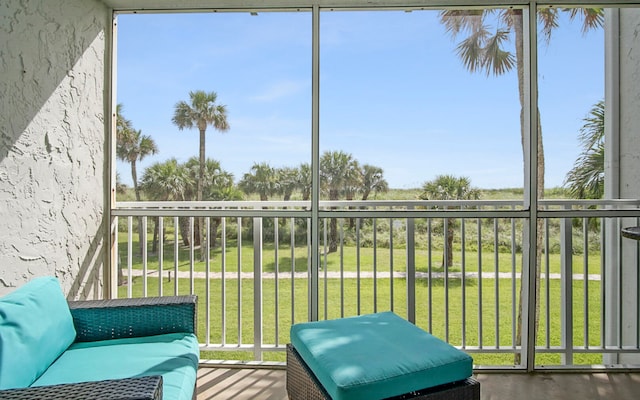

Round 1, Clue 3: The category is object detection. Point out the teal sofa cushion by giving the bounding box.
[0,277,77,390]
[290,311,473,400]
[32,332,200,400]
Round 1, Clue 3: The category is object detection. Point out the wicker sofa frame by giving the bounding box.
[0,295,197,400]
[286,344,480,400]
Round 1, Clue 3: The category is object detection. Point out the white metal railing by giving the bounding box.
[111,199,640,370]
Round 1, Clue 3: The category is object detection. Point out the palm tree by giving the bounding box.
[298,163,312,201]
[141,158,190,202]
[116,103,133,138]
[276,167,300,201]
[320,151,358,252]
[116,104,158,257]
[141,158,191,252]
[439,7,603,362]
[420,175,480,268]
[564,100,605,199]
[238,162,277,201]
[194,157,240,248]
[116,128,158,202]
[172,90,230,259]
[360,164,389,201]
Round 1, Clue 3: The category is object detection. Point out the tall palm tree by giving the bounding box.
[440,7,603,362]
[116,128,158,202]
[238,162,277,201]
[420,175,480,268]
[320,150,358,252]
[564,100,605,199]
[116,104,158,257]
[172,90,230,259]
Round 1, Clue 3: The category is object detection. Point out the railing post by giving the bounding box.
[407,206,416,324]
[253,217,263,361]
[560,206,574,365]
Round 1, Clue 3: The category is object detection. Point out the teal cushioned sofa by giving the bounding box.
[0,277,199,400]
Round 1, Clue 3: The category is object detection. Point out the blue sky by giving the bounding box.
[116,9,603,190]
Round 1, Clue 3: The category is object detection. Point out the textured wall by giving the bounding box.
[0,0,109,299]
[620,9,640,198]
[618,8,640,363]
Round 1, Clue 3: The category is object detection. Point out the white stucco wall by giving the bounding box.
[617,8,640,364]
[0,0,109,299]
[604,8,640,364]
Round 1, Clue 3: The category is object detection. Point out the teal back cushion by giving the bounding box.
[0,276,77,389]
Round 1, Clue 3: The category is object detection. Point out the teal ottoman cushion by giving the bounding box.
[0,277,77,389]
[32,332,199,400]
[290,311,473,400]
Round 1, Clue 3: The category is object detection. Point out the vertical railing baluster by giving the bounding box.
[427,217,432,332]
[307,216,312,321]
[583,217,589,349]
[173,216,179,296]
[274,217,279,348]
[373,216,377,314]
[511,211,517,350]
[189,217,194,295]
[237,217,242,346]
[142,216,148,297]
[253,217,263,361]
[322,218,328,320]
[356,218,361,315]
[290,218,295,325]
[323,218,329,320]
[494,216,499,348]
[444,215,449,342]
[158,217,163,297]
[561,208,574,365]
[545,217,550,349]
[114,216,119,299]
[389,217,394,312]
[222,217,227,346]
[461,217,467,348]
[406,206,416,324]
[339,218,345,318]
[205,217,211,347]
[477,217,483,348]
[127,216,133,298]
[600,217,606,350]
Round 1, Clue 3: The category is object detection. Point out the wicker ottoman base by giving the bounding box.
[286,344,479,400]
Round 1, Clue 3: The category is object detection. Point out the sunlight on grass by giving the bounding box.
[119,274,602,366]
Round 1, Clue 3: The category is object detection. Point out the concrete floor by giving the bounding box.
[196,367,640,399]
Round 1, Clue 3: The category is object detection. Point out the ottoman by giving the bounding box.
[287,312,479,400]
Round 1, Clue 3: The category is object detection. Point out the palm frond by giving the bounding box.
[564,8,604,34]
[483,29,516,76]
[439,9,485,39]
[456,27,488,74]
[538,7,559,45]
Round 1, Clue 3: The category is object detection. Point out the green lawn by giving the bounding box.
[119,274,603,367]
[118,235,603,277]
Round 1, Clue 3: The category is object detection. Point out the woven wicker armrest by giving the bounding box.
[68,295,197,342]
[0,375,162,400]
